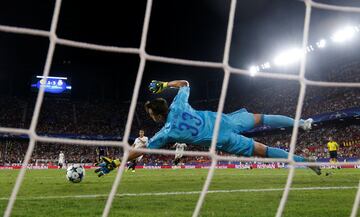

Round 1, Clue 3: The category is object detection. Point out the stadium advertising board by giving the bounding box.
[31,75,71,94]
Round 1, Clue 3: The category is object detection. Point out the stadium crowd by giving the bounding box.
[0,122,358,165]
[253,123,360,159]
[0,61,359,165]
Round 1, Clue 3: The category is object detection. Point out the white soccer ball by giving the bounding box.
[66,164,85,183]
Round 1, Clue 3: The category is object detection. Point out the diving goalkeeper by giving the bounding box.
[95,80,321,176]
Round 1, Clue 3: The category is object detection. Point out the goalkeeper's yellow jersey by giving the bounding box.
[327,141,339,151]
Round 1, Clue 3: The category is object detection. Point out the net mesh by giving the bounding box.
[0,0,359,216]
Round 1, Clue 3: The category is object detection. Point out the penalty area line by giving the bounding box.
[0,186,357,200]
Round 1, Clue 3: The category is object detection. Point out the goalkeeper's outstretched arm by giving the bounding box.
[168,80,189,88]
[149,80,189,94]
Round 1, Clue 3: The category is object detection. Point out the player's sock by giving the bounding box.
[174,158,180,166]
[127,162,133,171]
[263,115,304,128]
[266,147,305,162]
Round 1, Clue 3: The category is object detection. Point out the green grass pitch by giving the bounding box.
[0,168,359,217]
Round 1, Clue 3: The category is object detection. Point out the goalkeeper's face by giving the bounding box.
[148,108,164,123]
[144,98,168,123]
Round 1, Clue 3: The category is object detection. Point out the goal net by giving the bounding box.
[0,0,359,217]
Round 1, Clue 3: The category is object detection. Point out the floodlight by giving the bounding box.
[273,48,303,66]
[249,66,258,77]
[316,39,326,48]
[262,62,271,69]
[331,26,356,43]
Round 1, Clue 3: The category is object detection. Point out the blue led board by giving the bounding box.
[31,76,72,94]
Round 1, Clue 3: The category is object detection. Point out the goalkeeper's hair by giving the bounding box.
[145,98,168,116]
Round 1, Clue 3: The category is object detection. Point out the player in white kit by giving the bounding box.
[173,143,187,165]
[58,151,65,169]
[127,130,148,172]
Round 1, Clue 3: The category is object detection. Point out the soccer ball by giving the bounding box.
[66,164,85,183]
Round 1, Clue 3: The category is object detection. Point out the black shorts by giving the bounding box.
[329,151,337,159]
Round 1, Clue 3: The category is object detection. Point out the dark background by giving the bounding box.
[0,0,359,103]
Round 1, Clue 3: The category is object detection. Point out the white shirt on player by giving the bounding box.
[59,152,65,164]
[134,136,149,149]
[175,143,187,158]
[133,136,148,162]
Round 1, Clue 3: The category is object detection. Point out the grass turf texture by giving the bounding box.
[0,168,359,217]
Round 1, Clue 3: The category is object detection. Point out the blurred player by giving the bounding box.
[96,80,321,176]
[95,157,121,177]
[96,146,107,162]
[327,137,340,169]
[58,151,65,169]
[127,129,148,172]
[173,142,187,166]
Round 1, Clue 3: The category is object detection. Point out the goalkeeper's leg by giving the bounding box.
[230,112,313,135]
[256,114,313,131]
[260,115,313,130]
[253,141,321,175]
[223,133,321,175]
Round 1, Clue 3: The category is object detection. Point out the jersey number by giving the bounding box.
[178,112,202,136]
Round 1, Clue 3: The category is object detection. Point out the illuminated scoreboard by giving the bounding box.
[31,76,72,94]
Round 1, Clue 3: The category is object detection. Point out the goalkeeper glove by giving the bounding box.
[95,157,121,177]
[148,80,168,94]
